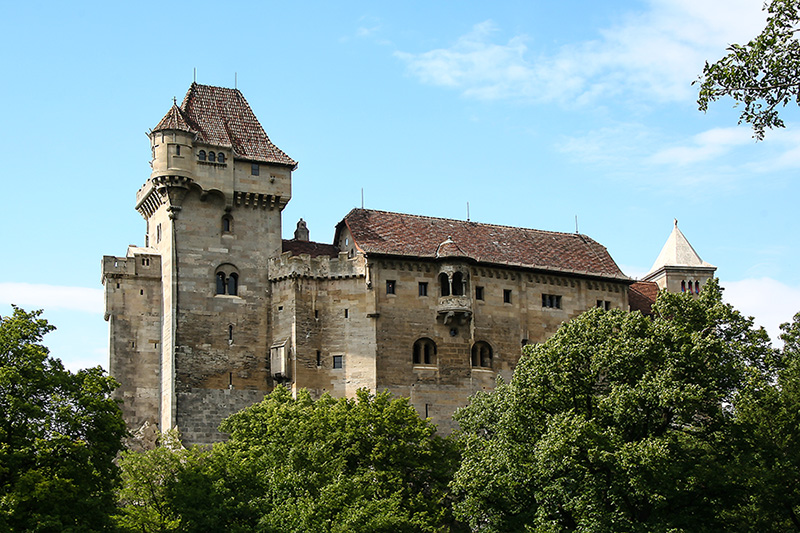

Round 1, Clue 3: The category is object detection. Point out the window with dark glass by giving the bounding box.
[439,273,450,296]
[503,289,512,304]
[217,152,225,163]
[471,342,493,368]
[209,151,216,162]
[542,294,562,309]
[475,286,484,300]
[198,150,206,161]
[333,355,343,369]
[251,163,260,176]
[413,338,437,365]
[386,280,396,295]
[452,272,464,296]
[418,282,428,297]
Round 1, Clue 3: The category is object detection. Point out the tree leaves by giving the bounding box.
[697,0,800,139]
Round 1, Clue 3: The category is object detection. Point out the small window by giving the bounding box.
[418,282,428,297]
[227,273,238,296]
[695,281,700,294]
[198,150,206,161]
[471,341,493,368]
[503,289,512,304]
[333,355,343,369]
[439,273,450,296]
[475,286,484,300]
[156,223,162,243]
[315,309,319,319]
[413,338,437,366]
[217,152,225,163]
[596,300,611,310]
[542,294,562,309]
[386,280,396,295]
[344,309,349,318]
[251,163,260,176]
[228,325,234,344]
[216,272,226,295]
[452,272,464,296]
[222,214,233,234]
[175,145,181,156]
[316,351,322,367]
[209,151,216,162]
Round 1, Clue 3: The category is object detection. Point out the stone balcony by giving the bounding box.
[437,295,472,325]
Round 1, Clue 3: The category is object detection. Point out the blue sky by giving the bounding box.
[1,0,798,371]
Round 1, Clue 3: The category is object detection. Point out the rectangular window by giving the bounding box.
[475,286,484,300]
[251,163,260,176]
[418,282,428,297]
[503,289,512,304]
[597,300,611,310]
[344,308,349,318]
[386,280,396,295]
[175,144,181,156]
[542,294,562,309]
[156,223,162,243]
[316,350,321,367]
[333,355,343,369]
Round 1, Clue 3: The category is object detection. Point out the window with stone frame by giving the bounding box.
[413,338,437,366]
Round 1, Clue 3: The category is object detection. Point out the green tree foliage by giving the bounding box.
[167,387,464,533]
[451,280,778,532]
[0,307,126,532]
[725,312,800,530]
[115,429,195,533]
[697,0,800,139]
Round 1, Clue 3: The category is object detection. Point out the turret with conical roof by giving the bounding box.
[643,220,716,295]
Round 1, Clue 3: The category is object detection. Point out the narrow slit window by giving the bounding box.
[503,289,512,304]
[418,282,428,297]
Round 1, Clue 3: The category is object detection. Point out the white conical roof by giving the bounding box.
[647,220,715,274]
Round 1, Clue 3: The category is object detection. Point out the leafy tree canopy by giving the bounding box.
[697,0,800,139]
[451,280,780,532]
[167,387,465,533]
[0,307,126,532]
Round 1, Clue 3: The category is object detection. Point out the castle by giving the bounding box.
[102,83,716,445]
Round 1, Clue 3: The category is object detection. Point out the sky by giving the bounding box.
[1,0,798,371]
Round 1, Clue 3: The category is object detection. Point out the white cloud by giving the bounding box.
[721,277,800,344]
[395,1,766,106]
[0,283,103,314]
[649,127,753,165]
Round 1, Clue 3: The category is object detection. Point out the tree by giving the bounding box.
[168,387,465,533]
[697,0,800,139]
[0,307,127,532]
[451,280,778,532]
[115,429,193,533]
[724,312,800,530]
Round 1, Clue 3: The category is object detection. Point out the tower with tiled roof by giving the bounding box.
[104,84,297,444]
[643,220,716,295]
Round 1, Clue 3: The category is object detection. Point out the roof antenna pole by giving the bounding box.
[575,215,579,234]
[361,188,364,209]
[193,68,196,83]
[467,202,470,222]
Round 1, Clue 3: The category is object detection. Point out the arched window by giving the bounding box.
[222,214,233,234]
[452,271,464,296]
[681,281,686,292]
[227,273,238,296]
[198,150,206,161]
[413,338,437,365]
[217,152,225,163]
[688,280,694,294]
[215,264,240,296]
[471,341,493,368]
[209,151,216,162]
[695,281,700,294]
[439,273,450,296]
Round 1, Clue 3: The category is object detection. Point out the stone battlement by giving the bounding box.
[268,251,366,281]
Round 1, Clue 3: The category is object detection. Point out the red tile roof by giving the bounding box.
[629,281,659,315]
[282,239,340,258]
[152,83,296,168]
[338,209,628,280]
[153,104,192,132]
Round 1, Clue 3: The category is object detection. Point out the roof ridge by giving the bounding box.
[350,208,588,238]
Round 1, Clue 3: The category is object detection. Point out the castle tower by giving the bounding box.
[103,84,297,444]
[643,220,716,295]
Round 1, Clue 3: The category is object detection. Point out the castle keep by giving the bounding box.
[103,83,715,444]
